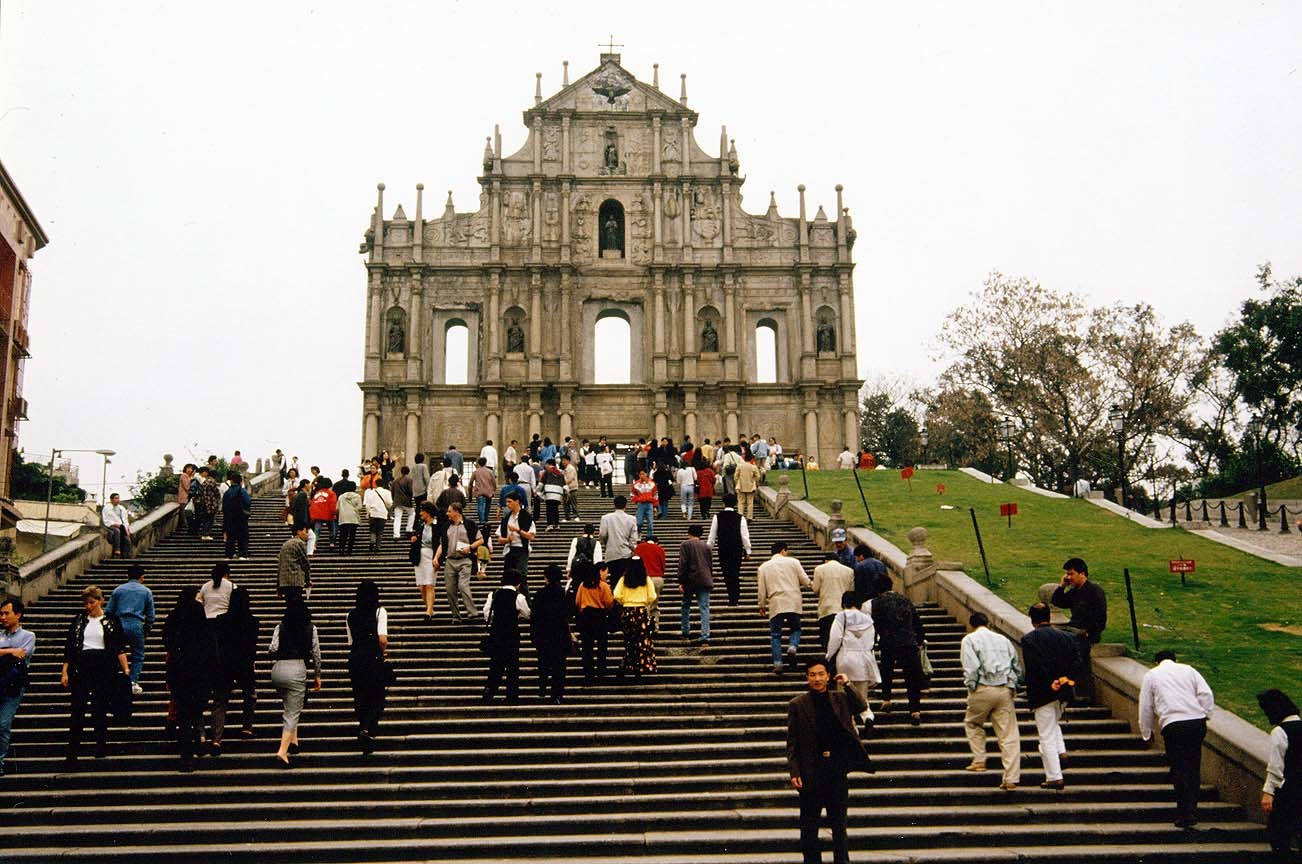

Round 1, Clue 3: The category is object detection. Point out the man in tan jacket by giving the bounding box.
[734,453,762,520]
[758,540,813,674]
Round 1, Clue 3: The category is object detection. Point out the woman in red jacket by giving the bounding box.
[694,453,717,519]
[307,477,338,556]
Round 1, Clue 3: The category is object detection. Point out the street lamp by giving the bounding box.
[1000,419,1016,481]
[42,448,116,554]
[919,426,928,465]
[1144,441,1159,520]
[1108,405,1125,509]
[1250,418,1268,531]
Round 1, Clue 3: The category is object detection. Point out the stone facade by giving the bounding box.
[358,54,860,463]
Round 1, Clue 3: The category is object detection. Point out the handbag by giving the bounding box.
[478,605,498,654]
[919,642,934,678]
[408,531,424,565]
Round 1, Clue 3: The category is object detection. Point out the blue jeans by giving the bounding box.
[657,498,669,519]
[680,486,696,518]
[0,686,24,765]
[769,612,802,666]
[120,618,146,684]
[681,587,710,640]
[635,503,654,537]
[477,495,491,526]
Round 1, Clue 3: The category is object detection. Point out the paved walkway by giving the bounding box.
[1194,524,1302,567]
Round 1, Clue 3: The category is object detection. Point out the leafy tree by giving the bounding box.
[10,451,88,503]
[920,386,1002,474]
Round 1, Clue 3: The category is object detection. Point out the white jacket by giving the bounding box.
[826,608,880,686]
[363,486,392,519]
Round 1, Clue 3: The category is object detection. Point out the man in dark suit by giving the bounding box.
[787,658,872,864]
[1020,602,1083,789]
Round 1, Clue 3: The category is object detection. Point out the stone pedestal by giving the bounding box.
[774,473,791,516]
[159,454,175,478]
[1037,582,1071,625]
[903,526,937,603]
[827,499,846,545]
[1244,492,1258,527]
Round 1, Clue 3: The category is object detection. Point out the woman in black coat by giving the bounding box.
[60,585,129,762]
[347,580,389,754]
[212,586,259,748]
[530,564,571,703]
[163,588,218,771]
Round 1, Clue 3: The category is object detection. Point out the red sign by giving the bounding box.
[1169,560,1196,574]
[900,467,915,480]
[999,503,1018,517]
[936,484,946,495]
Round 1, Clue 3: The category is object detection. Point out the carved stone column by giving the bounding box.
[532,117,542,172]
[559,271,574,379]
[363,406,379,462]
[531,179,543,261]
[651,116,661,175]
[490,180,502,259]
[652,180,663,258]
[407,276,423,382]
[843,406,859,454]
[723,272,738,381]
[682,271,697,380]
[528,272,543,380]
[654,390,668,440]
[721,180,732,264]
[364,271,382,380]
[803,388,820,466]
[652,271,667,381]
[800,272,815,380]
[560,181,571,264]
[683,388,698,442]
[528,388,543,440]
[561,115,571,174]
[839,271,856,378]
[405,408,420,467]
[680,180,692,262]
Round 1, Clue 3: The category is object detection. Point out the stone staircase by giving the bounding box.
[4,486,1272,862]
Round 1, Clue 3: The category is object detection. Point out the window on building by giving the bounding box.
[445,320,468,385]
[594,310,631,384]
[755,319,778,383]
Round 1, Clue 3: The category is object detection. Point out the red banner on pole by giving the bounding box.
[900,467,915,479]
[1168,560,1195,574]
[999,503,1018,517]
[936,483,946,495]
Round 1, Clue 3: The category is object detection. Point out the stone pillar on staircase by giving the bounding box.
[903,526,937,603]
[772,472,791,517]
[826,499,846,548]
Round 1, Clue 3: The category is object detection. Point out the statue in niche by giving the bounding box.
[701,319,719,353]
[603,215,621,250]
[604,141,619,169]
[387,317,406,354]
[506,319,525,354]
[816,319,836,353]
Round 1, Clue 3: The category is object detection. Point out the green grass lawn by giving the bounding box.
[770,468,1301,728]
[1264,475,1302,499]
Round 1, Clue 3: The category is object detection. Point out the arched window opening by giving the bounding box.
[755,319,778,383]
[445,319,469,385]
[594,310,631,384]
[598,199,625,257]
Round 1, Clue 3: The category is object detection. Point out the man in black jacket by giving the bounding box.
[1051,556,1106,699]
[482,571,530,702]
[787,658,872,864]
[706,493,751,606]
[1020,602,1083,789]
[497,491,535,593]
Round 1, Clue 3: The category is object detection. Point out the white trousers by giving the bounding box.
[1034,700,1066,782]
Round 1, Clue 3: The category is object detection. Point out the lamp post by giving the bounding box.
[42,447,116,554]
[1108,405,1126,509]
[1145,441,1159,521]
[1251,419,1268,531]
[919,426,928,466]
[1000,419,1015,481]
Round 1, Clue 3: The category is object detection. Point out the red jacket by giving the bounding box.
[631,479,658,506]
[309,488,338,521]
[634,539,667,579]
[696,466,716,499]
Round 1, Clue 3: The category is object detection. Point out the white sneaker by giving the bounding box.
[131,683,143,696]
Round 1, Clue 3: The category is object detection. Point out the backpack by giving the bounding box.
[572,536,596,566]
[873,592,915,644]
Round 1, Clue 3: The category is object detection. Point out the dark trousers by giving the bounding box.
[577,608,610,680]
[337,523,358,555]
[545,499,560,527]
[174,686,209,764]
[818,614,836,669]
[1267,783,1301,857]
[798,764,850,864]
[368,517,385,551]
[108,526,133,558]
[67,651,115,755]
[504,548,529,592]
[211,672,256,743]
[195,510,215,538]
[484,646,521,701]
[720,557,742,605]
[225,520,249,558]
[352,684,386,734]
[537,646,567,701]
[1162,718,1207,823]
[600,474,613,497]
[699,496,713,518]
[879,643,923,712]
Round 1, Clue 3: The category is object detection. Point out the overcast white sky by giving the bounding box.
[2,1,1300,496]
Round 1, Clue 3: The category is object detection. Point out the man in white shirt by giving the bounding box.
[836,446,856,470]
[479,439,500,477]
[101,493,133,558]
[1139,649,1215,829]
[503,440,519,474]
[960,612,1023,789]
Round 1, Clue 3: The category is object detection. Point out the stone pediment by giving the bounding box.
[533,57,694,118]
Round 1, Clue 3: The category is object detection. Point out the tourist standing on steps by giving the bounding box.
[470,457,497,526]
[1051,556,1107,699]
[411,502,439,621]
[573,561,614,682]
[211,586,259,747]
[277,526,311,604]
[1020,602,1083,790]
[61,586,129,763]
[101,493,133,558]
[595,445,614,497]
[503,440,518,476]
[163,589,217,772]
[0,597,35,778]
[444,444,464,477]
[106,564,154,694]
[498,491,536,593]
[960,612,1023,790]
[630,469,658,538]
[734,453,762,521]
[787,658,873,864]
[1257,688,1302,859]
[531,564,571,703]
[826,591,879,729]
[677,524,713,646]
[561,455,581,522]
[197,468,222,541]
[707,493,751,606]
[694,453,716,519]
[221,473,252,560]
[540,459,566,531]
[757,541,813,674]
[565,522,603,574]
[613,557,658,679]
[675,459,698,519]
[652,461,674,521]
[432,501,482,624]
[479,440,499,477]
[177,463,196,534]
[410,452,430,510]
[346,580,388,755]
[336,485,363,555]
[290,478,311,533]
[269,596,321,768]
[196,562,235,619]
[872,587,925,725]
[482,571,530,702]
[811,551,856,661]
[306,477,337,556]
[634,534,667,632]
[1139,648,1215,829]
[852,545,891,601]
[362,479,392,553]
[830,528,855,570]
[599,495,638,582]
[391,466,415,537]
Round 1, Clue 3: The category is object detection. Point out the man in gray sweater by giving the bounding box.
[677,523,714,645]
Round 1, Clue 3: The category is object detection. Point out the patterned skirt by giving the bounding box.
[620,606,657,674]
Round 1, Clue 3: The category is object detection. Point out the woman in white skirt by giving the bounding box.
[825,589,881,728]
[268,596,321,768]
[410,501,439,621]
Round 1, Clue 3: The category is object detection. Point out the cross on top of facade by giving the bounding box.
[598,35,623,54]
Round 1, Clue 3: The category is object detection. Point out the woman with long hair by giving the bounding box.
[573,561,614,684]
[211,585,259,748]
[347,580,389,754]
[163,588,217,771]
[268,597,321,767]
[530,564,571,702]
[196,562,236,619]
[1258,688,1301,859]
[613,557,657,679]
[60,585,129,763]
